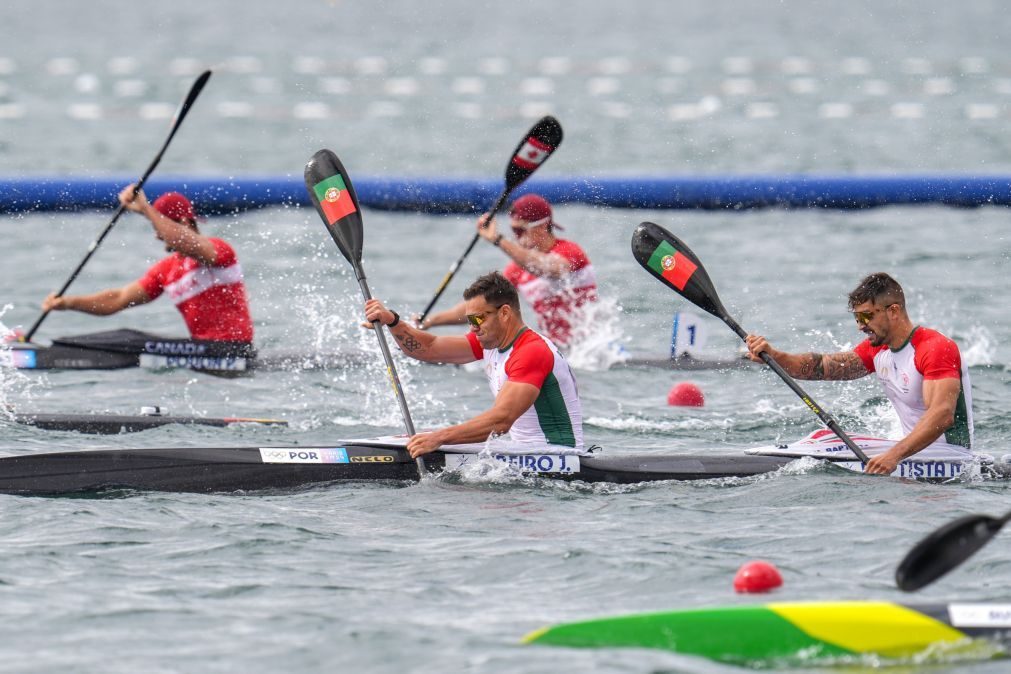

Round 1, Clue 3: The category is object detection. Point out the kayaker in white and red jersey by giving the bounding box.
[42,183,254,345]
[745,272,973,476]
[365,271,583,459]
[419,194,597,349]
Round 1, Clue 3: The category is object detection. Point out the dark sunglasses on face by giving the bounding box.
[853,310,876,325]
[853,303,897,326]
[466,308,497,327]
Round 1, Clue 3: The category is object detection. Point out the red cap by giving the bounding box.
[152,192,199,224]
[509,194,563,230]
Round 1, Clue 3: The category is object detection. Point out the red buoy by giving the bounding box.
[733,560,783,593]
[667,381,705,407]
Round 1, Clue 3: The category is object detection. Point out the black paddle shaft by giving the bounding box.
[631,221,871,464]
[353,261,418,438]
[24,70,213,343]
[417,116,563,324]
[304,148,425,475]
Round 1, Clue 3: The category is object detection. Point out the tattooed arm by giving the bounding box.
[363,299,477,364]
[745,335,870,381]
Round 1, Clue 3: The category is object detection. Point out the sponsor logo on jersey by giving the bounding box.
[259,448,349,464]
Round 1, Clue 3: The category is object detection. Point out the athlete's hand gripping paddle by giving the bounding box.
[630,221,871,464]
[24,70,213,343]
[304,149,425,476]
[417,116,563,324]
[895,509,1011,591]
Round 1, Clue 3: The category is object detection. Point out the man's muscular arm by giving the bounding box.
[746,335,870,381]
[797,352,869,380]
[363,299,475,364]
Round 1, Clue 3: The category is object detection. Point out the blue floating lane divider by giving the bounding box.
[1,175,1010,215]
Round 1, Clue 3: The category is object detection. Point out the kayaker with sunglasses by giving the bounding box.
[744,272,973,475]
[364,271,583,459]
[418,194,597,349]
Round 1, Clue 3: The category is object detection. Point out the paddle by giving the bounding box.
[417,115,563,324]
[630,221,871,463]
[23,70,213,343]
[895,510,1010,591]
[304,149,425,475]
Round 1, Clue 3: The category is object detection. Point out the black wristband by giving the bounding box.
[387,310,400,328]
[492,234,504,247]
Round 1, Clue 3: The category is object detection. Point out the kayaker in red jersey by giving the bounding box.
[42,184,254,345]
[366,271,583,459]
[419,194,597,349]
[745,272,973,476]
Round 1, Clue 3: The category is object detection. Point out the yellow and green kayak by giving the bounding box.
[524,601,1011,667]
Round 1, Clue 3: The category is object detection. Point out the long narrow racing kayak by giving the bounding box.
[10,410,288,434]
[3,328,749,373]
[3,328,372,373]
[0,431,1003,496]
[523,601,1011,666]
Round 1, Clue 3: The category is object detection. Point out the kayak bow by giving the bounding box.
[524,601,1011,666]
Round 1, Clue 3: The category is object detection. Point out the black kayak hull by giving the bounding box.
[12,413,288,434]
[0,444,795,496]
[7,340,376,373]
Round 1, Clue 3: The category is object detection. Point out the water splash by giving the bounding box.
[959,324,995,367]
[0,307,43,417]
[564,296,629,371]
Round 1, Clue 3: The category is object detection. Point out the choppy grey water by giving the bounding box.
[1,1,1011,672]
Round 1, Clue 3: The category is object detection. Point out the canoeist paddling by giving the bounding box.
[365,271,583,458]
[746,273,973,475]
[42,184,255,354]
[420,195,599,350]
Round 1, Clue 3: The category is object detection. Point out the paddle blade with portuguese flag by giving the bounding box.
[304,149,364,265]
[505,116,563,190]
[631,222,728,321]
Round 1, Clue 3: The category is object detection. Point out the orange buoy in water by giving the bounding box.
[667,381,704,407]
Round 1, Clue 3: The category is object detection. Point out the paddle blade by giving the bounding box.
[631,222,729,320]
[175,70,212,123]
[895,514,1004,592]
[304,149,365,265]
[504,116,563,191]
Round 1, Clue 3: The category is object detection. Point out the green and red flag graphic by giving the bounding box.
[312,175,357,224]
[646,240,697,290]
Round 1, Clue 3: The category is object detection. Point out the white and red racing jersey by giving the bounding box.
[137,238,254,342]
[503,239,597,347]
[466,328,583,450]
[853,326,973,452]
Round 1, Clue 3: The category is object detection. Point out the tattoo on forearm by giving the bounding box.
[807,353,826,380]
[823,352,867,380]
[394,331,423,353]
